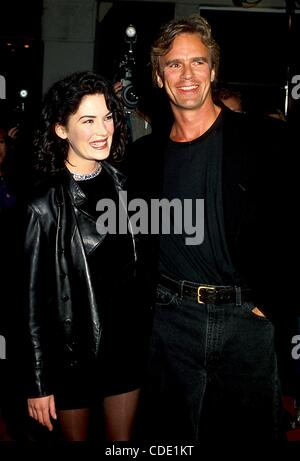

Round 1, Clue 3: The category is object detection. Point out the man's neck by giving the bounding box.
[170,103,221,142]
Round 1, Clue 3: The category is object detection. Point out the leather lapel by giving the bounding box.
[73,206,106,256]
[67,171,107,255]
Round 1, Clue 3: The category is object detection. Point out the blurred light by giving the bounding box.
[125,25,136,39]
[19,89,28,98]
[24,44,30,49]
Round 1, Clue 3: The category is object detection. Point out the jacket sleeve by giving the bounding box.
[23,203,54,397]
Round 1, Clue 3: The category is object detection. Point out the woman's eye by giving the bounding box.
[105,113,113,121]
[83,119,94,124]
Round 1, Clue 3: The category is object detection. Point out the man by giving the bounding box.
[128,15,292,442]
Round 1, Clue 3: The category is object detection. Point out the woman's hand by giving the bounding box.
[28,395,57,431]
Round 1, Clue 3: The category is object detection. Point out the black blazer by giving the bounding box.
[127,107,293,320]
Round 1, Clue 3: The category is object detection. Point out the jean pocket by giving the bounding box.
[243,302,270,322]
[155,285,178,307]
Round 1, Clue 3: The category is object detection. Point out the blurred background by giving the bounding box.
[0,0,300,126]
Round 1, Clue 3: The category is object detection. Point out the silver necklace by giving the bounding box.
[71,163,102,181]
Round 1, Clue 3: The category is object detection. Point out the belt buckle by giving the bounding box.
[197,286,216,304]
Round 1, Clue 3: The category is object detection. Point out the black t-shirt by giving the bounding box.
[159,112,237,285]
[74,169,135,310]
[76,167,115,218]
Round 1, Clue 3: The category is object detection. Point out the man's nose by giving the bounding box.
[181,63,193,79]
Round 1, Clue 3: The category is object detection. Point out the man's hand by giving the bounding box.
[28,395,57,431]
[251,306,266,318]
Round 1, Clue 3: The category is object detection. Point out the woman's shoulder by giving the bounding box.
[26,170,68,211]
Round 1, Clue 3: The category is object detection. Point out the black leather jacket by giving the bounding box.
[23,162,137,397]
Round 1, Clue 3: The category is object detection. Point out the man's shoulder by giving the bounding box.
[222,107,288,143]
[222,107,257,129]
[127,132,167,166]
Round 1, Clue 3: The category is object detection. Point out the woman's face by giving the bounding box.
[0,129,7,164]
[55,93,114,174]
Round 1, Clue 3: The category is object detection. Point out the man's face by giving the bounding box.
[156,33,215,112]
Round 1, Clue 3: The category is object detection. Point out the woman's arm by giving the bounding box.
[23,203,54,398]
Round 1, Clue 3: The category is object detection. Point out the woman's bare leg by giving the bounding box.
[103,389,140,441]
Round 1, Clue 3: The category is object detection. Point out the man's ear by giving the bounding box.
[55,123,68,140]
[156,72,164,89]
[211,68,216,83]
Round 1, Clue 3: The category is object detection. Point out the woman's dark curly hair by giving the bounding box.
[33,71,127,174]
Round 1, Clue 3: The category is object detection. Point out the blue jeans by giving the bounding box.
[142,283,283,442]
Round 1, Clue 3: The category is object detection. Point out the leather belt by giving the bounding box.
[159,274,252,305]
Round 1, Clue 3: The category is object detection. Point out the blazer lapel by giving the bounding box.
[222,109,252,251]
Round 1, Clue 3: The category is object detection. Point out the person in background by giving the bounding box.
[0,127,15,439]
[0,126,16,211]
[0,123,18,441]
[128,14,292,442]
[266,107,286,122]
[213,86,243,113]
[21,71,143,441]
[113,80,152,143]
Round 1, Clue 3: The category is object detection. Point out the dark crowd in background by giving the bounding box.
[0,0,300,443]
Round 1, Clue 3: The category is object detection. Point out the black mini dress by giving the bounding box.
[54,168,143,410]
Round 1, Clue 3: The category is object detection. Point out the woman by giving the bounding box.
[22,71,142,441]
